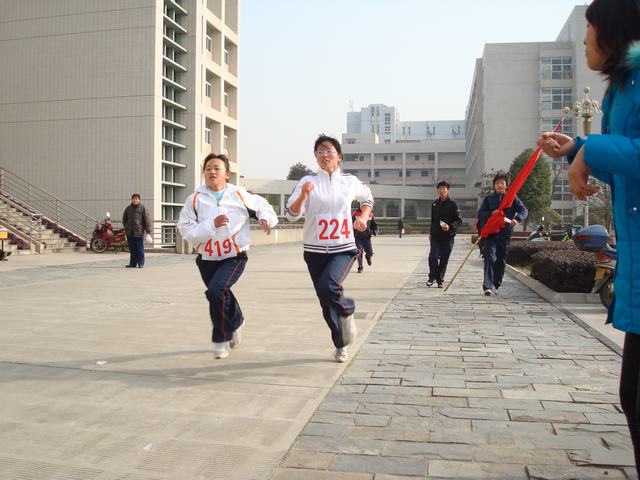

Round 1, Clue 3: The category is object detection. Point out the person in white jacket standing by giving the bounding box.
[178,154,278,359]
[287,135,374,363]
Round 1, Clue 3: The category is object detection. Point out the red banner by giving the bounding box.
[480,120,564,238]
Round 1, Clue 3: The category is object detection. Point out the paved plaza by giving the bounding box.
[0,236,635,479]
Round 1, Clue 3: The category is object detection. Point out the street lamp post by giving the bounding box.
[573,86,602,226]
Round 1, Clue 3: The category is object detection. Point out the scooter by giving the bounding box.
[527,223,549,242]
[572,225,617,308]
[90,212,128,253]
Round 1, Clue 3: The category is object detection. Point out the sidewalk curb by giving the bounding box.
[505,264,600,304]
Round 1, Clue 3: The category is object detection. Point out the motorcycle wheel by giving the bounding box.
[90,238,107,253]
[599,277,614,309]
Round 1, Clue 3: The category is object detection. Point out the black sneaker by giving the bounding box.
[426,280,434,287]
[437,283,443,288]
[357,267,363,273]
[365,255,372,266]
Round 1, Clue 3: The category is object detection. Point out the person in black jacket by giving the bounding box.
[476,174,528,296]
[122,193,152,268]
[427,181,463,288]
[352,209,378,273]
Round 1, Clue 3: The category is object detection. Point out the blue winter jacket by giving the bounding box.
[477,193,528,239]
[568,42,640,333]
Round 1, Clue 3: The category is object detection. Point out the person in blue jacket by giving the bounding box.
[476,173,528,296]
[538,0,640,473]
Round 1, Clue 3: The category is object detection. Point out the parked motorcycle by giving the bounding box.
[572,225,617,308]
[527,223,549,242]
[90,212,128,253]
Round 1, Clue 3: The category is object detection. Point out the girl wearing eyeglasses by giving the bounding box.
[178,154,278,360]
[286,135,374,363]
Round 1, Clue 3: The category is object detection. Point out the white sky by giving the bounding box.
[238,0,589,179]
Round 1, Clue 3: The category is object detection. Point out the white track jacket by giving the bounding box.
[286,168,374,254]
[178,184,278,261]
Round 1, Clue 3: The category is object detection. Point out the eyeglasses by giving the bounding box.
[315,149,337,156]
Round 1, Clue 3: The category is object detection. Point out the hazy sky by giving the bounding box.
[238,0,589,180]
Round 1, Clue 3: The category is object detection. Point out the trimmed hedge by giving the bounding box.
[507,241,596,293]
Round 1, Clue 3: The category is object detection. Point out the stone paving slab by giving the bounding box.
[275,239,636,479]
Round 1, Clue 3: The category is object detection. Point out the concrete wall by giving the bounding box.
[0,0,158,220]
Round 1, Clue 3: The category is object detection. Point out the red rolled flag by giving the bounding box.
[480,119,565,238]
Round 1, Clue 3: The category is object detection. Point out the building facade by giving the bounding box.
[465,5,606,223]
[341,104,476,220]
[0,0,239,242]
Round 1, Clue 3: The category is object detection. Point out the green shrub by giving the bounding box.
[507,241,574,267]
[529,249,597,292]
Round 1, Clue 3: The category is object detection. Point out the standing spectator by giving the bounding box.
[122,193,152,268]
[537,0,640,473]
[397,217,405,238]
[427,181,462,288]
[286,134,374,363]
[352,208,378,273]
[476,174,527,295]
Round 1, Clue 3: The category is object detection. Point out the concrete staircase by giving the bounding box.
[0,200,81,254]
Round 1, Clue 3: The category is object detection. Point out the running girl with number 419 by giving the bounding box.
[286,135,374,363]
[178,154,278,360]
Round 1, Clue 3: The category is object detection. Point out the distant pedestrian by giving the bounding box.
[286,134,374,363]
[122,193,152,268]
[476,174,527,295]
[397,217,404,238]
[177,154,278,360]
[427,181,462,288]
[352,208,378,273]
[537,0,640,473]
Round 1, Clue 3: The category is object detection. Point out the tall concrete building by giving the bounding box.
[466,5,605,223]
[0,0,239,242]
[341,104,476,220]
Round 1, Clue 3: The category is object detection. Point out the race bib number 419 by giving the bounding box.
[202,237,238,260]
[315,213,351,243]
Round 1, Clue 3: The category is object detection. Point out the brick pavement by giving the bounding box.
[273,241,636,480]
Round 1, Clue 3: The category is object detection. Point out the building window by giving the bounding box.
[384,126,391,134]
[541,87,572,111]
[205,80,212,99]
[204,127,211,144]
[375,171,380,177]
[384,139,390,144]
[206,34,212,52]
[541,117,572,136]
[224,49,229,65]
[414,155,420,161]
[421,170,429,177]
[346,139,355,144]
[426,153,435,161]
[384,113,391,124]
[406,171,411,177]
[359,155,365,161]
[390,155,395,161]
[540,56,573,80]
[224,91,229,107]
[383,155,388,161]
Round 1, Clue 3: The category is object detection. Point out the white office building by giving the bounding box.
[0,0,239,243]
[466,5,605,223]
[341,104,476,220]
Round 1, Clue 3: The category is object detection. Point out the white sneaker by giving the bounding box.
[340,314,357,346]
[334,347,348,363]
[484,289,492,296]
[214,341,230,359]
[230,325,242,349]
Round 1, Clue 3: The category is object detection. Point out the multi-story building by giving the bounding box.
[341,104,476,220]
[0,0,239,242]
[466,5,605,223]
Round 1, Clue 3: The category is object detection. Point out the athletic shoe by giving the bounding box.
[437,283,443,288]
[365,254,372,266]
[357,267,363,273]
[426,280,434,287]
[493,288,499,295]
[484,289,492,296]
[230,325,242,349]
[214,341,230,359]
[334,347,348,363]
[340,314,357,346]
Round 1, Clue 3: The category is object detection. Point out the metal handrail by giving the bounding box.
[0,167,96,243]
[0,195,43,245]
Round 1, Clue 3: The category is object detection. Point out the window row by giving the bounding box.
[540,56,573,80]
[541,87,572,111]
